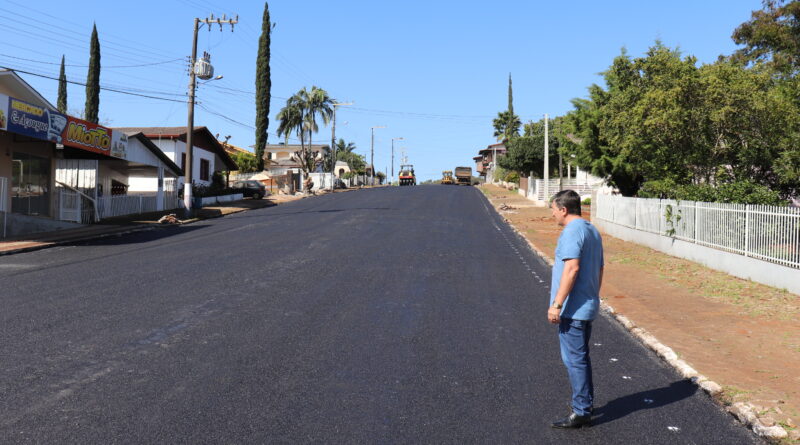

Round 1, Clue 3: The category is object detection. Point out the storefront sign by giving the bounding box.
[0,94,8,131]
[62,116,113,156]
[110,131,128,159]
[6,97,67,143]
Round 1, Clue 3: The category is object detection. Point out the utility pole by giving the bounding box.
[543,113,549,202]
[370,126,385,186]
[330,101,352,190]
[184,13,237,212]
[391,137,403,185]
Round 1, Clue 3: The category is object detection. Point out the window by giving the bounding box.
[181,153,186,171]
[200,159,210,181]
[11,152,50,216]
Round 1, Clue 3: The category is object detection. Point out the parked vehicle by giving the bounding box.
[232,180,267,200]
[454,166,472,185]
[399,164,416,186]
[441,170,454,185]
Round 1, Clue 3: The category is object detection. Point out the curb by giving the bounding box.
[492,207,789,441]
[0,224,157,257]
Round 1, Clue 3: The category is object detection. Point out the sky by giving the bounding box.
[0,0,762,182]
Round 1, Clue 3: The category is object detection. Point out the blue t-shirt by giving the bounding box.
[550,218,604,320]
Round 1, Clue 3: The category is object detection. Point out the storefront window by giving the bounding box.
[11,152,50,216]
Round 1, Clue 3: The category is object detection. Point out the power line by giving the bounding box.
[3,67,187,103]
[0,53,184,69]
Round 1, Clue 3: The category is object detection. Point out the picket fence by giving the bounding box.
[595,194,800,269]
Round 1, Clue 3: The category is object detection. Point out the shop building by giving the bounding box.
[0,70,183,238]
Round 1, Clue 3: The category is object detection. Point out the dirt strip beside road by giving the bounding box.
[480,184,800,441]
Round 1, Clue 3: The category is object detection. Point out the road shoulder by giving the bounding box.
[479,184,799,442]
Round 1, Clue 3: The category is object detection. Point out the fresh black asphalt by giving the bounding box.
[0,185,761,444]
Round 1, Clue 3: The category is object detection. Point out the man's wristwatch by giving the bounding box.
[552,302,563,309]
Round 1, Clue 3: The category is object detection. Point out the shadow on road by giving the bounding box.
[63,225,207,247]
[591,380,698,426]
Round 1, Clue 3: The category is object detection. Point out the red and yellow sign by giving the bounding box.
[62,116,112,156]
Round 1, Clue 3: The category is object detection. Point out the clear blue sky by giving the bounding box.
[0,0,760,181]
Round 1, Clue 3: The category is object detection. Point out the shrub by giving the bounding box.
[638,179,785,205]
[505,171,520,184]
[582,197,591,205]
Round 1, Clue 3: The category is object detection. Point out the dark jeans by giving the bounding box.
[559,318,594,416]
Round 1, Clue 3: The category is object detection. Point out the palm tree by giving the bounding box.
[276,86,334,176]
[299,86,333,172]
[493,110,521,141]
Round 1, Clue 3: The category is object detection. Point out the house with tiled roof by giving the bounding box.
[114,126,237,187]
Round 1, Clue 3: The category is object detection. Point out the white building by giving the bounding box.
[116,126,237,187]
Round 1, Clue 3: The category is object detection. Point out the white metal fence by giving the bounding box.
[533,178,603,201]
[596,194,800,269]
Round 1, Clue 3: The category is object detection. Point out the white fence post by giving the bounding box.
[744,204,750,257]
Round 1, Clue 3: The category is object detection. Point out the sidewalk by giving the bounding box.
[0,194,304,256]
[480,184,800,441]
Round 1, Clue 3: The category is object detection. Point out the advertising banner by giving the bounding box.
[0,93,8,131]
[7,97,67,143]
[62,115,115,157]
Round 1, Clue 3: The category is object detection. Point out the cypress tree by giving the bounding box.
[57,55,67,113]
[85,23,101,123]
[254,3,272,171]
[508,73,514,115]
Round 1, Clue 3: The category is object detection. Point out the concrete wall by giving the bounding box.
[595,218,800,295]
[3,212,82,238]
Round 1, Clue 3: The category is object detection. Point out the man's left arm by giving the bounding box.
[548,258,580,324]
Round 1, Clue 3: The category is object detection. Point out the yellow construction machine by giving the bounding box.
[441,170,454,185]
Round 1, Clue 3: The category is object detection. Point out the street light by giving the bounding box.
[370,126,385,186]
[391,137,403,185]
[330,101,353,190]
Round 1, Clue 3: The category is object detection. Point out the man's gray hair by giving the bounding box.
[551,189,582,216]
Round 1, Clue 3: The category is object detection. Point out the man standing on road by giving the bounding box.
[547,190,604,429]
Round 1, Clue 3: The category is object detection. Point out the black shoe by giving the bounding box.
[551,412,591,429]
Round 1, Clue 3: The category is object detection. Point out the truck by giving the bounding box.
[398,164,416,186]
[441,170,454,185]
[454,166,472,185]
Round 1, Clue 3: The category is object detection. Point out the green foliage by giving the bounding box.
[582,197,591,205]
[508,73,514,115]
[732,0,800,74]
[254,2,272,172]
[498,118,560,177]
[504,171,520,184]
[57,55,67,113]
[561,40,800,199]
[492,110,521,141]
[638,179,785,205]
[231,151,259,173]
[85,23,100,124]
[276,86,334,173]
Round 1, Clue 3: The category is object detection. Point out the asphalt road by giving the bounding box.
[0,186,761,444]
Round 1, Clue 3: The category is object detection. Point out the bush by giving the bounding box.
[582,197,591,205]
[504,171,520,184]
[638,179,785,205]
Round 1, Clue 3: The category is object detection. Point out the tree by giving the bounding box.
[492,110,521,141]
[491,74,521,141]
[732,0,800,74]
[231,151,259,173]
[498,117,560,178]
[375,171,386,184]
[299,85,333,172]
[254,2,272,171]
[57,55,67,113]
[508,73,514,115]
[85,23,100,124]
[276,86,333,176]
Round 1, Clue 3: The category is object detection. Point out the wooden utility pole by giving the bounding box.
[184,14,237,212]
